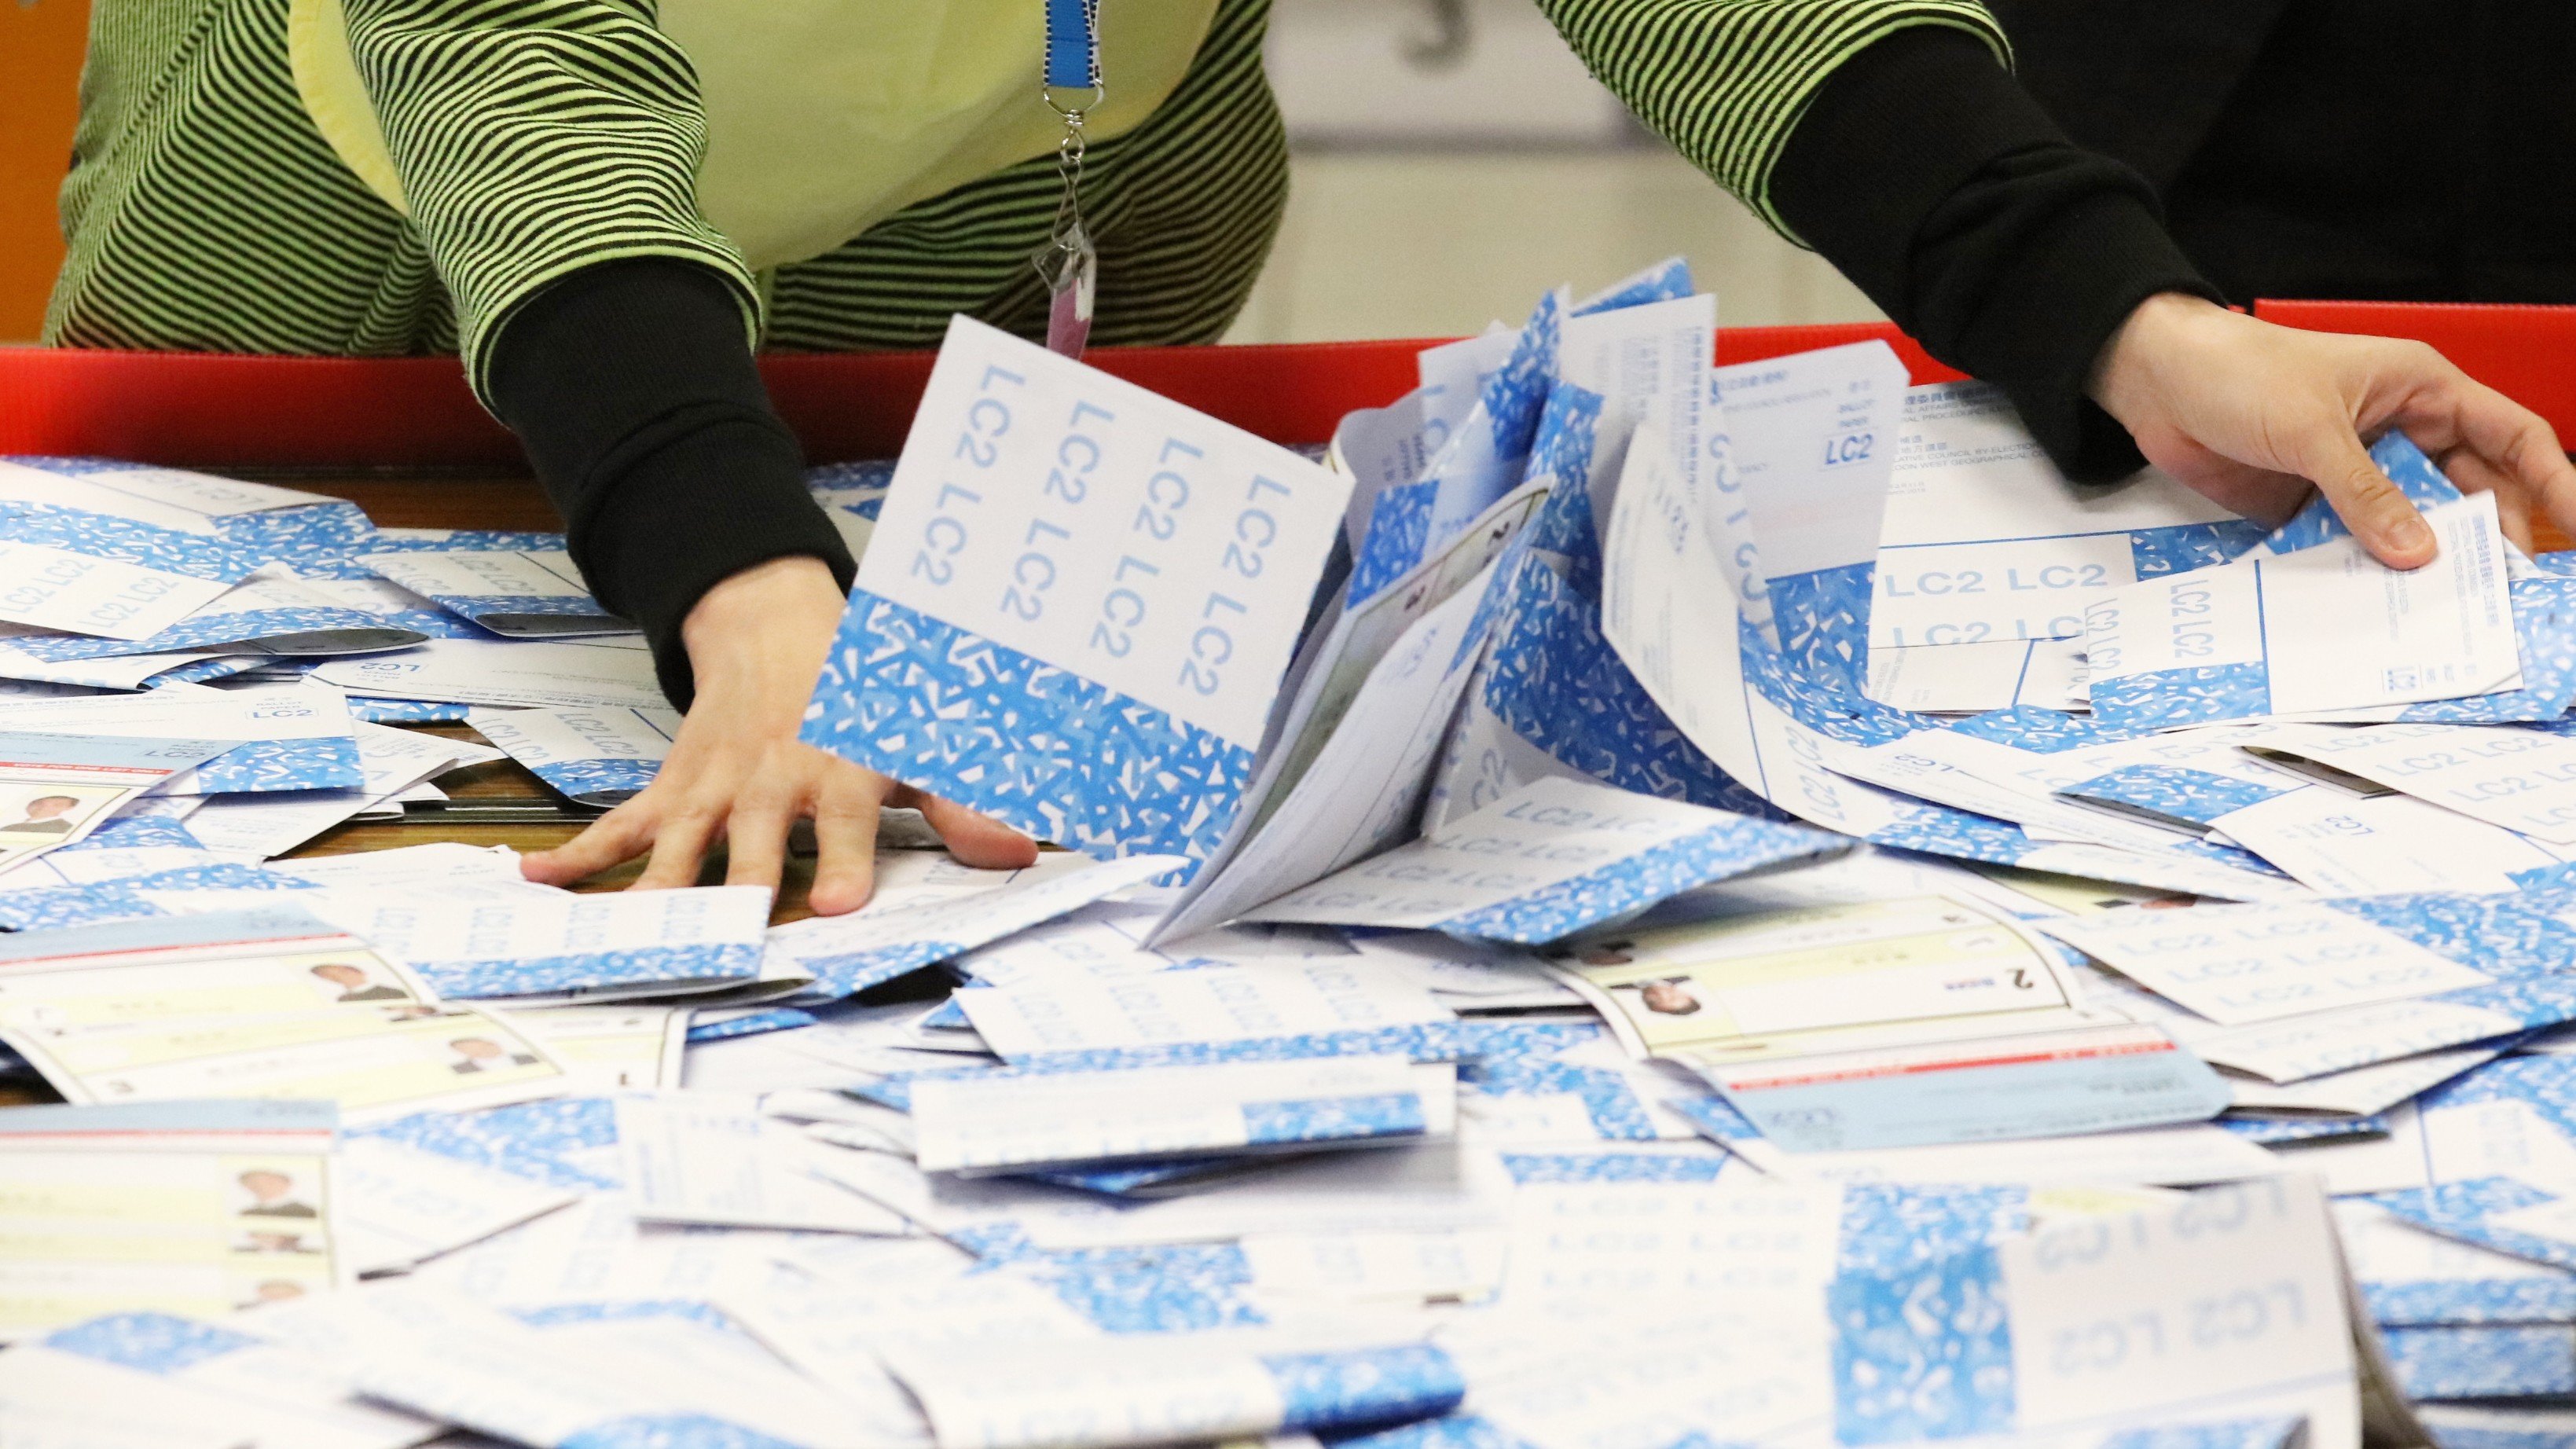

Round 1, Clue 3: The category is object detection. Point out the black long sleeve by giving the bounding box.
[485,259,856,709]
[1767,27,2222,482]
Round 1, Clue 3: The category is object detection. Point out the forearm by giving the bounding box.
[484,259,855,708]
[1767,27,2219,479]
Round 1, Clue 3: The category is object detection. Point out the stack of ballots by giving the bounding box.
[17,255,2576,1449]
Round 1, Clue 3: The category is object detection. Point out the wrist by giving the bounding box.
[681,556,846,677]
[2090,291,2231,423]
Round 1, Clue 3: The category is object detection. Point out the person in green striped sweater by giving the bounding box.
[45,0,2576,911]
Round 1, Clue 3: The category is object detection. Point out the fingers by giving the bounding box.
[907,790,1042,870]
[522,798,659,885]
[2446,449,2536,554]
[633,800,725,891]
[806,768,890,916]
[2425,381,2576,548]
[2297,425,2436,569]
[721,779,802,898]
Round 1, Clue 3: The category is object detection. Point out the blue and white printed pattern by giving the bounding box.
[347,696,472,723]
[1496,1150,1732,1183]
[183,735,365,794]
[527,756,662,806]
[1431,810,1839,945]
[2385,577,2576,724]
[0,499,255,581]
[684,1008,816,1043]
[802,591,1253,868]
[952,1229,1267,1332]
[2382,1323,2576,1399]
[2218,1114,2387,1146]
[2363,1274,2576,1328]
[2088,662,2273,732]
[2058,764,2295,828]
[1771,562,1877,701]
[974,1023,1473,1075]
[43,1311,262,1374]
[1572,256,1695,314]
[421,941,761,1000]
[1241,1091,1427,1144]
[1829,1242,2014,1443]
[0,860,306,931]
[1262,1344,1468,1433]
[5,605,425,662]
[348,1095,623,1192]
[2266,435,2460,555]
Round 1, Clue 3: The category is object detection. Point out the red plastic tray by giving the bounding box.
[0,304,2564,468]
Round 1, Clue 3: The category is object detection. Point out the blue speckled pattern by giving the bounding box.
[801,590,1252,871]
[347,1095,623,1191]
[1829,1242,2015,1443]
[1263,1344,1468,1432]
[2060,764,2292,827]
[1432,810,1840,945]
[418,940,761,1000]
[186,735,364,794]
[557,1415,809,1449]
[1241,1091,1428,1144]
[1497,1150,1730,1183]
[42,1311,260,1374]
[2090,662,2273,732]
[2383,1324,2576,1399]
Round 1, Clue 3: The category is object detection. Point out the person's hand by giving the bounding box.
[2089,292,2576,567]
[519,556,1037,912]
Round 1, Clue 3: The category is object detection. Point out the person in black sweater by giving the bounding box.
[511,7,2576,909]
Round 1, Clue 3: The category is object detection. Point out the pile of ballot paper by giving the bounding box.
[11,257,2576,1448]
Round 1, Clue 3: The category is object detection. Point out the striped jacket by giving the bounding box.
[45,0,2005,401]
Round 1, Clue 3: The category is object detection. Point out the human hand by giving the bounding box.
[2089,292,2576,566]
[519,556,1037,912]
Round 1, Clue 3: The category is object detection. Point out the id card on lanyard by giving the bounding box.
[1039,0,1103,358]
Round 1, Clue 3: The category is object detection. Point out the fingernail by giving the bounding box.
[2393,515,2434,552]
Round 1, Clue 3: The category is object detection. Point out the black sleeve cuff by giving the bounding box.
[1771,27,2221,480]
[486,259,857,709]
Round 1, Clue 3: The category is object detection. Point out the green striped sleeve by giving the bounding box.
[342,0,758,400]
[1535,0,2011,237]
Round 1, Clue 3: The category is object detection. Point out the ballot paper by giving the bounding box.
[314,635,663,709]
[2207,785,2574,897]
[0,1099,343,1337]
[494,1003,690,1091]
[0,980,567,1125]
[1238,776,1840,943]
[2041,900,2497,1026]
[24,1306,438,1448]
[1830,1177,2358,1449]
[618,1091,910,1234]
[178,721,500,857]
[1,570,430,660]
[764,851,1183,1000]
[881,1327,1462,1449]
[1547,894,2228,1150]
[290,882,771,1000]
[466,702,678,807]
[0,457,343,532]
[0,814,240,892]
[361,548,633,637]
[0,503,258,641]
[2244,722,2576,845]
[0,903,439,1031]
[1722,341,1910,680]
[334,1134,581,1275]
[905,1057,1455,1173]
[288,1282,891,1449]
[952,958,1460,1069]
[0,677,363,802]
[2086,493,2521,728]
[1869,382,2259,651]
[1599,399,2289,903]
[803,315,1352,868]
[0,729,232,875]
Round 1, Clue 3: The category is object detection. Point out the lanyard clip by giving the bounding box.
[1035,84,1102,360]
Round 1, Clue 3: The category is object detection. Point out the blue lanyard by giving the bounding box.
[1037,0,1102,358]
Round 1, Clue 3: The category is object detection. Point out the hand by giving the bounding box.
[519,556,1037,912]
[2089,292,2576,567]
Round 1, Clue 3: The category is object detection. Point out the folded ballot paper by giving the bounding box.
[361,548,634,637]
[0,1098,346,1339]
[466,702,678,807]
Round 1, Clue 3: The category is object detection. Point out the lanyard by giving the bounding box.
[1037,0,1103,358]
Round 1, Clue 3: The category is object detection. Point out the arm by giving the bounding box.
[1539,2,2576,561]
[342,2,1033,905]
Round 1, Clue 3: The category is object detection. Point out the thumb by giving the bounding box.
[909,792,1041,871]
[2302,428,2435,568]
